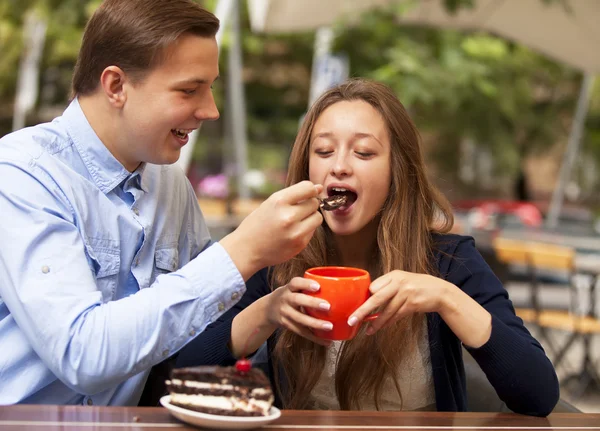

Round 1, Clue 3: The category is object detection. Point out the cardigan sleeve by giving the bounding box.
[440,235,559,417]
[175,267,272,367]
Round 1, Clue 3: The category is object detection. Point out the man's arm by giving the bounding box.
[0,162,245,395]
[219,181,323,281]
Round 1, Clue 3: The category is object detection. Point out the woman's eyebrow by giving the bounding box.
[354,132,383,146]
[312,131,383,148]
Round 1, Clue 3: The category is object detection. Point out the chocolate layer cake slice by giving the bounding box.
[166,366,274,417]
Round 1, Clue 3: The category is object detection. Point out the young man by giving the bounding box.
[0,0,322,405]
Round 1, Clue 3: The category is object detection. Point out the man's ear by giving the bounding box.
[99,66,128,108]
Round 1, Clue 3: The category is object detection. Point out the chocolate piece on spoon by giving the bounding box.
[319,195,348,211]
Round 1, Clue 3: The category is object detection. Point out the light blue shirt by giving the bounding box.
[0,99,245,405]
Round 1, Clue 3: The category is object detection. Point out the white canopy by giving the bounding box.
[248,0,600,74]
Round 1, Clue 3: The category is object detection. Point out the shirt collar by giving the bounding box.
[63,98,131,194]
[125,163,149,194]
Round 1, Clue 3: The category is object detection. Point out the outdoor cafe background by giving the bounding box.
[3,0,600,412]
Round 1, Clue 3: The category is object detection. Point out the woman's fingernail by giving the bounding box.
[310,282,320,291]
[348,316,358,327]
[322,322,333,330]
[319,302,330,310]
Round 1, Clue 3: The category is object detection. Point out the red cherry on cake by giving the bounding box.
[234,327,259,374]
[235,358,251,373]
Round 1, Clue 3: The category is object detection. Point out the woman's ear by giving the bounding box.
[99,66,127,108]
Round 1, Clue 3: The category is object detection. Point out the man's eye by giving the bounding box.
[181,89,196,95]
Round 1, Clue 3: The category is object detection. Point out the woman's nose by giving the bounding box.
[331,154,352,177]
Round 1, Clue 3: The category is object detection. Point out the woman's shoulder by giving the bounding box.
[431,232,477,256]
[430,232,489,280]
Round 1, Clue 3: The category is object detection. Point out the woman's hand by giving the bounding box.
[266,277,334,346]
[348,270,492,347]
[348,271,448,333]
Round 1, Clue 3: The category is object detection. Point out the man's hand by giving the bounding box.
[220,181,323,280]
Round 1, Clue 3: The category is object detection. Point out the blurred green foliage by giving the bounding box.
[334,7,584,186]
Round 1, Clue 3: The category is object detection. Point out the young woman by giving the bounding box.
[176,78,559,416]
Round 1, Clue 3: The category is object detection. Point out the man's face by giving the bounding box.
[118,34,220,170]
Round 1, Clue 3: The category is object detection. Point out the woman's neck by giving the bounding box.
[331,218,379,270]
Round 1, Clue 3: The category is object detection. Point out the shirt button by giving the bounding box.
[189,329,196,337]
[231,292,239,301]
[87,398,93,406]
[41,265,50,274]
[218,303,225,312]
[162,349,170,357]
[133,208,139,216]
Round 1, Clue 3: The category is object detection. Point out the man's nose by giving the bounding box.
[195,92,220,121]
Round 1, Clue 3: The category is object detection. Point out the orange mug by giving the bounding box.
[303,266,378,340]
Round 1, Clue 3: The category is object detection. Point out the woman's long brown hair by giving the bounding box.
[271,78,454,410]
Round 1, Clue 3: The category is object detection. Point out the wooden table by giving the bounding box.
[0,405,599,430]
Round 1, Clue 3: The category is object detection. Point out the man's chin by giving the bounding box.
[152,151,181,166]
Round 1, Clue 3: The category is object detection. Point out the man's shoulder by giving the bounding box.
[145,163,192,193]
[0,119,70,166]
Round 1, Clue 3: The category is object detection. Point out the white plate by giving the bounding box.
[160,395,281,429]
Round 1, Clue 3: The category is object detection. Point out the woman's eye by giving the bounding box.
[181,89,197,95]
[356,151,374,158]
[315,150,333,156]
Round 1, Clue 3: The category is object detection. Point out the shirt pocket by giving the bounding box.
[153,246,179,278]
[84,242,120,302]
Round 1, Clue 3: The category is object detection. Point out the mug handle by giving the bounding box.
[363,313,379,321]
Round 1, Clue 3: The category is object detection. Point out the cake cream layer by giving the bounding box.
[170,393,272,415]
[167,366,275,416]
[170,366,270,387]
[167,379,272,399]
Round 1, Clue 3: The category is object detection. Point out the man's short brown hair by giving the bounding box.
[72,0,219,96]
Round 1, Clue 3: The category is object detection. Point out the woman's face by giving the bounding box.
[309,100,392,237]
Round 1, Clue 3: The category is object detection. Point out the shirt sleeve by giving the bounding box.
[175,268,272,367]
[180,174,212,261]
[0,161,245,396]
[443,235,559,416]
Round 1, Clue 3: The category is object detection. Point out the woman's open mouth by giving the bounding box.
[327,186,358,212]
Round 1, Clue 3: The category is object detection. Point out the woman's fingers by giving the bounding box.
[366,292,408,335]
[281,313,332,347]
[347,282,397,327]
[286,277,320,293]
[285,278,331,311]
[281,304,332,331]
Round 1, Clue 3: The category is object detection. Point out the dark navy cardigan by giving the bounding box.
[175,234,559,416]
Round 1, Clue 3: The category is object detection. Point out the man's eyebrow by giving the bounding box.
[174,76,220,86]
